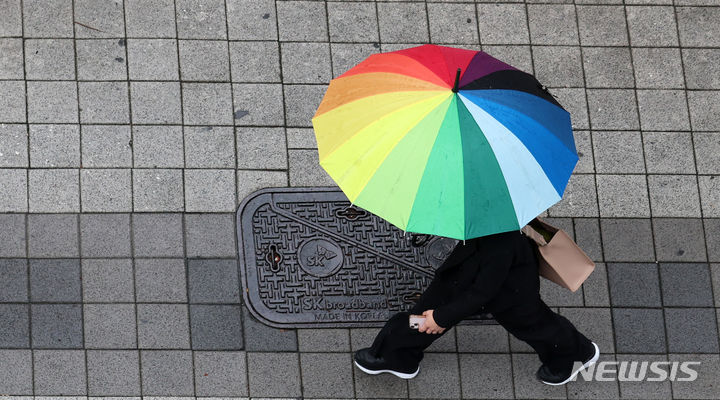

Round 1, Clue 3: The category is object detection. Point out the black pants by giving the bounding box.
[369,263,592,373]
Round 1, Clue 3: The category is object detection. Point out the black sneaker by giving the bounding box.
[353,347,420,379]
[536,341,600,385]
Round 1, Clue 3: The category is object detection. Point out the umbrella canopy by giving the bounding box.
[312,44,578,241]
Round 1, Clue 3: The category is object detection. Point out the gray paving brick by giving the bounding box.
[184,213,235,257]
[184,126,234,168]
[300,353,353,398]
[377,2,428,43]
[30,259,81,302]
[654,219,707,262]
[688,90,720,131]
[126,39,179,80]
[456,324,509,353]
[132,213,184,257]
[74,0,125,38]
[277,0,328,41]
[132,169,184,212]
[587,89,639,130]
[0,169,27,212]
[660,262,713,306]
[285,84,326,127]
[699,175,720,217]
[27,81,78,123]
[512,353,566,399]
[0,259,27,302]
[132,125,184,168]
[540,276,584,307]
[137,304,190,349]
[227,0,277,40]
[84,304,137,349]
[190,304,243,350]
[354,363,408,398]
[694,132,720,174]
[125,0,176,38]
[648,175,701,217]
[82,259,134,302]
[574,218,603,262]
[289,148,336,187]
[229,41,280,82]
[179,40,229,81]
[81,124,132,168]
[83,49,124,98]
[577,5,628,46]
[477,3,529,45]
[670,353,720,399]
[408,353,460,399]
[297,329,350,352]
[533,46,584,88]
[683,49,720,89]
[607,263,661,307]
[80,213,132,257]
[633,48,684,89]
[0,81,25,123]
[0,124,28,167]
[330,43,379,78]
[559,307,615,353]
[665,308,719,353]
[31,304,83,349]
[286,126,315,149]
[232,83,284,126]
[677,6,720,47]
[584,47,634,88]
[592,131,644,174]
[582,262,610,307]
[247,352,301,398]
[281,42,332,84]
[27,214,79,258]
[597,175,650,217]
[80,169,132,212]
[0,350,32,395]
[350,327,380,352]
[0,0,21,36]
[22,0,73,38]
[194,351,248,396]
[327,2,378,42]
[707,220,720,262]
[29,124,80,168]
[130,82,182,124]
[236,170,287,203]
[567,353,620,399]
[527,4,578,45]
[426,326,457,353]
[182,83,233,125]
[0,38,23,79]
[79,81,130,124]
[714,264,720,307]
[24,39,75,80]
[613,308,666,353]
[459,353,513,399]
[87,350,141,396]
[188,259,240,303]
[643,131,696,174]
[236,127,287,169]
[134,258,187,302]
[0,215,25,258]
[483,45,534,74]
[601,219,655,262]
[243,307,297,351]
[34,350,86,395]
[637,89,691,131]
[0,304,29,347]
[427,3,478,44]
[176,0,227,39]
[615,354,672,399]
[140,350,194,396]
[626,6,678,46]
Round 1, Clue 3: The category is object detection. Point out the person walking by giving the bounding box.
[353,229,599,385]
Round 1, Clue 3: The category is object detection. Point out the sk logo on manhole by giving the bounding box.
[297,238,344,277]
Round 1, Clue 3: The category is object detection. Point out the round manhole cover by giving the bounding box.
[297,237,344,277]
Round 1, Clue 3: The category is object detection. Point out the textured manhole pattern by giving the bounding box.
[236,187,494,328]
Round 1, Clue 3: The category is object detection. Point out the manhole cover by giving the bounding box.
[236,187,495,328]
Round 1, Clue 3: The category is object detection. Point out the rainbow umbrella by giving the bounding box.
[311,44,578,241]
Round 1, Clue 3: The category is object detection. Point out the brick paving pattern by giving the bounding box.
[1,0,719,398]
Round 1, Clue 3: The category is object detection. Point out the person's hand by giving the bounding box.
[419,310,446,334]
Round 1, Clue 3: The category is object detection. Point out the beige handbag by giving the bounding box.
[521,217,595,292]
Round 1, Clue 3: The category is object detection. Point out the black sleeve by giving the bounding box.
[431,249,514,328]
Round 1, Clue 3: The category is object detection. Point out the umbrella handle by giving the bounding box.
[452,68,461,93]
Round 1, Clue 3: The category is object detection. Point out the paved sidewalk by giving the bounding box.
[1,0,719,398]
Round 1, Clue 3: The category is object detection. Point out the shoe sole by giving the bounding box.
[353,360,419,379]
[541,342,600,386]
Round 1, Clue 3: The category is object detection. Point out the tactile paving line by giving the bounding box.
[236,187,495,328]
